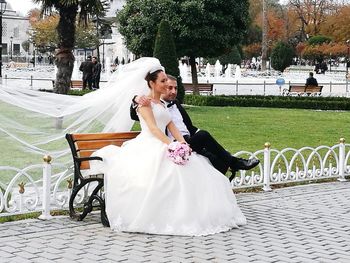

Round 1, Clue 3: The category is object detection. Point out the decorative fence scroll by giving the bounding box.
[1,139,349,218]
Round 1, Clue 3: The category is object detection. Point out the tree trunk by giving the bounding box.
[189,56,199,95]
[54,48,74,94]
[53,5,77,94]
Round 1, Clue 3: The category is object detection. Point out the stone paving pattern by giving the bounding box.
[1,181,350,262]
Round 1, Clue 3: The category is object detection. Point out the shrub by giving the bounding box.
[153,19,184,103]
[271,42,294,72]
[184,95,350,111]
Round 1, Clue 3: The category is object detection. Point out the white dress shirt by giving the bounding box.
[167,102,190,139]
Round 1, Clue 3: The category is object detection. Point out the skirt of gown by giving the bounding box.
[90,133,246,236]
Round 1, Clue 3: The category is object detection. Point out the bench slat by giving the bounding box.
[68,132,140,170]
[183,83,213,95]
[76,140,128,150]
[289,86,305,92]
[305,85,323,93]
[72,132,140,141]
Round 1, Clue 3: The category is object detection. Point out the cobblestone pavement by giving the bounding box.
[1,181,350,262]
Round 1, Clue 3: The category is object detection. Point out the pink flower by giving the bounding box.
[166,142,191,165]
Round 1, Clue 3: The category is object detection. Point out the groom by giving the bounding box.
[130,75,259,180]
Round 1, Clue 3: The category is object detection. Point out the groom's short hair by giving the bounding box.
[167,74,177,82]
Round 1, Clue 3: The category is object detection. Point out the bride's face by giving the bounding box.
[151,71,168,94]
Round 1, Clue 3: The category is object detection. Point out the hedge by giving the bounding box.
[184,95,350,111]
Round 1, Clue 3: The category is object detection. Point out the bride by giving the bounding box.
[90,58,246,236]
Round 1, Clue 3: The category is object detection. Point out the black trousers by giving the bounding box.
[93,76,100,89]
[83,75,93,90]
[184,130,232,174]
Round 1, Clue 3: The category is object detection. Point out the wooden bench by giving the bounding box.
[65,131,140,226]
[52,80,84,90]
[183,83,213,95]
[283,85,323,96]
[70,80,84,90]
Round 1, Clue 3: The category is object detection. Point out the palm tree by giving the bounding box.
[33,0,108,94]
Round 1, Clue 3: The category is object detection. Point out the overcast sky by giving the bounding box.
[7,0,40,16]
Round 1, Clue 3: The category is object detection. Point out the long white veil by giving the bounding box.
[0,57,162,168]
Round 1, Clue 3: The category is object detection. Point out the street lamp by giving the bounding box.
[0,0,7,79]
[10,35,13,60]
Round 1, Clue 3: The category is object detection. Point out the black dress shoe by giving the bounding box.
[229,169,237,182]
[231,157,260,171]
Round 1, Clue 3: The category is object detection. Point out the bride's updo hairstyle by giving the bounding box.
[145,65,165,88]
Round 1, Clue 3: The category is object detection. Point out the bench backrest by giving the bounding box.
[289,85,323,94]
[71,80,83,89]
[305,85,323,93]
[66,132,140,170]
[289,85,306,93]
[183,83,213,92]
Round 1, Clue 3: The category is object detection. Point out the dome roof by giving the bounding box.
[5,3,14,11]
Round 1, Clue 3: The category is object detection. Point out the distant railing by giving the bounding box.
[0,138,349,218]
[1,75,349,97]
[2,75,108,90]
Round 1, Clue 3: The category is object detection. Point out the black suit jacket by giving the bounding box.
[306,77,318,86]
[130,99,198,136]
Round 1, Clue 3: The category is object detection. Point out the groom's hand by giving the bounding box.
[135,95,151,107]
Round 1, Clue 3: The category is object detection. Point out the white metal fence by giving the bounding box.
[0,139,349,218]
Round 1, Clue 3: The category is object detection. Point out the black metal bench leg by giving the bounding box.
[93,195,110,227]
[69,178,104,221]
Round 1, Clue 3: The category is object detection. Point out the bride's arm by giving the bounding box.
[138,106,172,144]
[167,121,186,143]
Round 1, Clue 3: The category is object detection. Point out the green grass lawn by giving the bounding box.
[182,106,350,153]
[2,105,350,171]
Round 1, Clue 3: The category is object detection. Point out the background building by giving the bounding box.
[105,0,133,65]
[2,3,30,59]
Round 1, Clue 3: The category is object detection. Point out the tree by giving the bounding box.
[117,0,249,93]
[33,0,108,94]
[307,35,332,46]
[288,0,338,39]
[320,5,350,42]
[153,19,184,103]
[271,42,294,72]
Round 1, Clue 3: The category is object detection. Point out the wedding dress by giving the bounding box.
[90,102,246,236]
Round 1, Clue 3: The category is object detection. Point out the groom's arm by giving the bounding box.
[130,96,139,121]
[130,95,152,121]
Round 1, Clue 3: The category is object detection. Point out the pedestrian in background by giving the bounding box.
[92,56,102,90]
[79,56,94,90]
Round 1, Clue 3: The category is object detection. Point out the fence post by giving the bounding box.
[236,80,238,95]
[263,142,272,191]
[263,81,266,96]
[39,155,53,220]
[338,138,347,182]
[30,75,33,89]
[330,81,332,94]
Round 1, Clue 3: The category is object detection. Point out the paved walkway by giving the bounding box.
[1,181,350,262]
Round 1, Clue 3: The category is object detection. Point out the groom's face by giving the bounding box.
[162,79,177,101]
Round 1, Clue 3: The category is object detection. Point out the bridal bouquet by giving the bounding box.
[166,141,191,165]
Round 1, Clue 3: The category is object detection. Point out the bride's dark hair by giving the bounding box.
[145,69,163,88]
